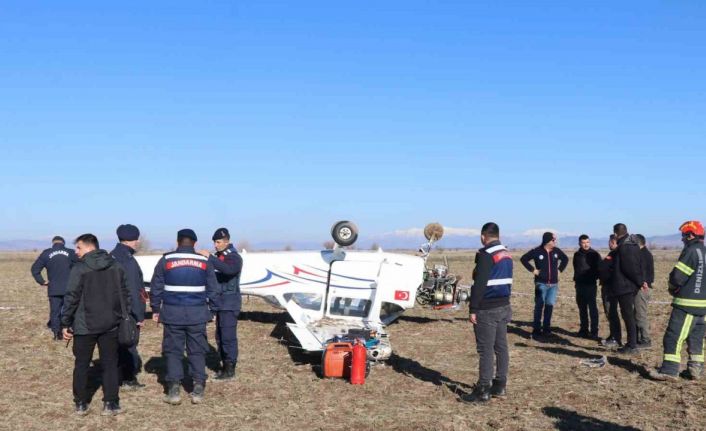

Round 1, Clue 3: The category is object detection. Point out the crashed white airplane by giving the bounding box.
[136,221,444,361]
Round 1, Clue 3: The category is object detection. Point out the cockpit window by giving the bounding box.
[328,297,371,317]
[283,293,322,311]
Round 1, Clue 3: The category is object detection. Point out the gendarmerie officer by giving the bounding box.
[109,224,147,389]
[462,222,513,403]
[150,229,219,405]
[198,227,243,381]
[30,236,77,340]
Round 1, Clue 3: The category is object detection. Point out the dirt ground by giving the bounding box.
[1,249,705,431]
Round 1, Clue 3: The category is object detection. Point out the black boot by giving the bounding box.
[163,382,181,405]
[121,377,146,390]
[461,382,491,403]
[214,362,236,381]
[74,401,89,416]
[101,401,122,416]
[490,379,507,398]
[191,381,205,404]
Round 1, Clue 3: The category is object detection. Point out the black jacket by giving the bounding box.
[598,250,616,293]
[573,248,601,285]
[520,246,568,284]
[640,247,655,287]
[208,243,243,312]
[110,243,146,322]
[61,249,131,335]
[610,234,644,297]
[30,243,77,296]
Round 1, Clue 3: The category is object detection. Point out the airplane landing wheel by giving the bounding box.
[331,220,358,247]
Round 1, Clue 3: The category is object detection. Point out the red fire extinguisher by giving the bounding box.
[350,339,367,385]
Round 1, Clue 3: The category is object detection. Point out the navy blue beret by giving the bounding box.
[116,224,140,241]
[177,228,197,242]
[212,227,230,241]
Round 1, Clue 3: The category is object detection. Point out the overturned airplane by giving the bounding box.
[136,221,444,362]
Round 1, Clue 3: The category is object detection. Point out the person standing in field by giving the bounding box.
[520,232,568,338]
[198,227,243,381]
[634,234,654,349]
[650,221,706,381]
[598,234,622,348]
[61,234,131,416]
[150,229,219,405]
[609,223,644,355]
[572,234,601,339]
[462,222,513,403]
[30,236,77,341]
[109,224,147,389]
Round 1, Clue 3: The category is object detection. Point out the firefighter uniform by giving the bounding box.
[150,230,219,397]
[208,228,243,379]
[655,221,706,379]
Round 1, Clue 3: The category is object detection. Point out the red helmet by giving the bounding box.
[679,220,705,237]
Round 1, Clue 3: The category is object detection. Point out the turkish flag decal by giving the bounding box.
[394,290,410,301]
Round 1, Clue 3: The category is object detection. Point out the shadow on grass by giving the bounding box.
[512,320,577,338]
[510,320,606,352]
[239,310,292,325]
[388,352,472,398]
[82,360,104,404]
[606,356,650,378]
[543,406,640,431]
[237,310,321,372]
[516,343,599,360]
[515,342,650,377]
[394,315,455,324]
[144,342,220,394]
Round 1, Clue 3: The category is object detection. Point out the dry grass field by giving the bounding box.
[1,249,705,431]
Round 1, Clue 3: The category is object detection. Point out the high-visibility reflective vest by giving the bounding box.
[670,241,706,315]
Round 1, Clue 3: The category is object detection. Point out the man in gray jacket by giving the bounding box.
[62,234,131,416]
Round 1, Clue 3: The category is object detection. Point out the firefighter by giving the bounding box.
[650,221,706,381]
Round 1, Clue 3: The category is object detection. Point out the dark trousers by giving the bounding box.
[48,295,64,334]
[163,323,208,384]
[607,297,622,343]
[660,307,706,375]
[473,304,512,386]
[575,283,599,335]
[72,329,119,404]
[118,326,141,381]
[602,286,620,341]
[615,293,637,348]
[216,310,239,365]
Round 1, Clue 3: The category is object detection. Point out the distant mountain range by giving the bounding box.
[2,233,685,252]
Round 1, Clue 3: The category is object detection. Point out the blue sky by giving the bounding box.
[1,2,705,247]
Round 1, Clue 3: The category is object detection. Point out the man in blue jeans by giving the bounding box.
[521,232,568,338]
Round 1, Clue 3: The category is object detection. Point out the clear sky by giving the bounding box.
[1,1,705,246]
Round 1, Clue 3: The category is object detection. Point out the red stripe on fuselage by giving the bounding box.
[293,266,324,278]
